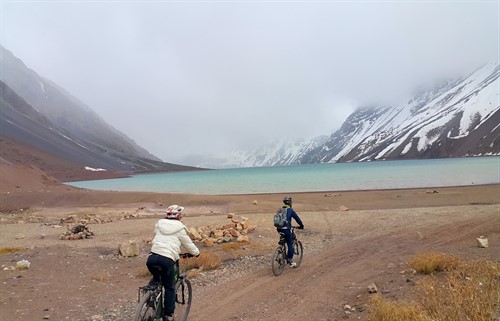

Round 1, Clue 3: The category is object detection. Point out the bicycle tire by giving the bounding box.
[293,240,303,268]
[134,290,162,321]
[173,278,192,321]
[271,245,286,276]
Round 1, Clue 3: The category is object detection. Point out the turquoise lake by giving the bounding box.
[66,157,500,195]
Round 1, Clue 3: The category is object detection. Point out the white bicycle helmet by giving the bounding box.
[165,205,184,219]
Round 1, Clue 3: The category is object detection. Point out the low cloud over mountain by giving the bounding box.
[0,46,200,181]
[225,62,499,168]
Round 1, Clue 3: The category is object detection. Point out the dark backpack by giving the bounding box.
[273,207,288,228]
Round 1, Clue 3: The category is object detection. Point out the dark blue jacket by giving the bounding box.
[277,205,303,230]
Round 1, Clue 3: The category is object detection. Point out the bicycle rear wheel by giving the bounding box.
[293,240,303,267]
[134,291,162,321]
[174,278,192,321]
[271,246,286,276]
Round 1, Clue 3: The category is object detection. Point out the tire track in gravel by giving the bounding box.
[187,208,500,321]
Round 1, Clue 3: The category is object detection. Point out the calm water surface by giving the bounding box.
[66,157,500,195]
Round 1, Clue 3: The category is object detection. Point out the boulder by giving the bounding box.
[188,227,202,241]
[119,241,140,257]
[237,235,249,243]
[203,239,214,247]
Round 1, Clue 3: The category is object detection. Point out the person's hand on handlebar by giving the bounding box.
[180,253,195,259]
[292,225,304,230]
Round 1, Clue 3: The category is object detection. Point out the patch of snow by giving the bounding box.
[39,81,46,93]
[84,166,107,172]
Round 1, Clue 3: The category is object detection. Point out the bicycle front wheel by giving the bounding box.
[293,240,303,267]
[271,246,286,276]
[134,291,162,321]
[174,278,192,321]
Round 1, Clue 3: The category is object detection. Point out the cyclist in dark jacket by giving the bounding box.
[276,196,304,267]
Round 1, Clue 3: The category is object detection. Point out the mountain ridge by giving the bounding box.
[223,62,499,168]
[0,47,202,181]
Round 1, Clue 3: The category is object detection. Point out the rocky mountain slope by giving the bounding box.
[0,47,200,180]
[231,62,499,167]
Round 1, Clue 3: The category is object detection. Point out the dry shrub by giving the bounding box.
[367,295,431,321]
[180,251,221,272]
[367,254,499,321]
[136,267,152,278]
[0,247,24,254]
[408,252,460,274]
[91,272,111,282]
[221,242,244,251]
[187,269,200,279]
[417,259,499,321]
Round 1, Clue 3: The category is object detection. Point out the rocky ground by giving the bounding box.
[0,176,498,321]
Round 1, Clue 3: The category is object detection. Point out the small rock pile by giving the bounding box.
[60,224,94,240]
[188,214,255,247]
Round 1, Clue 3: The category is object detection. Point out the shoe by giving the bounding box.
[164,315,174,321]
[289,262,297,268]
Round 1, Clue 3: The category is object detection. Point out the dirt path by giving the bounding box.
[189,206,499,321]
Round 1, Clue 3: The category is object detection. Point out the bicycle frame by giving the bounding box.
[272,227,303,276]
[135,254,193,321]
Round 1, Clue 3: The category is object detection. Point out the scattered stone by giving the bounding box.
[203,239,214,247]
[339,206,349,211]
[426,190,439,194]
[252,200,258,205]
[227,213,235,218]
[367,282,378,293]
[476,236,488,248]
[237,235,249,243]
[60,224,94,240]
[16,260,30,270]
[190,217,255,245]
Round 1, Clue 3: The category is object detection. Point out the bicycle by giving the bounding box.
[134,253,193,321]
[271,226,303,276]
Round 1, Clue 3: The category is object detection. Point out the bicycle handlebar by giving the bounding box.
[179,253,195,259]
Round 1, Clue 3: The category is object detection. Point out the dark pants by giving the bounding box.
[146,253,176,317]
[277,228,294,262]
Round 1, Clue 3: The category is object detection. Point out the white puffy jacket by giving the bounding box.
[150,219,200,261]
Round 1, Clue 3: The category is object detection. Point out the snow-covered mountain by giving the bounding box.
[228,136,329,168]
[224,62,499,167]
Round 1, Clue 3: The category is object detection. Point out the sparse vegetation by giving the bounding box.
[136,267,151,278]
[91,272,111,282]
[367,295,431,321]
[417,258,499,321]
[0,247,24,254]
[181,251,222,271]
[221,242,245,251]
[408,252,460,274]
[367,253,500,321]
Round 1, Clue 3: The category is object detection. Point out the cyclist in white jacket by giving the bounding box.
[146,205,200,321]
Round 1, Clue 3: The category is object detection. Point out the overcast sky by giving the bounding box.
[1,1,499,165]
